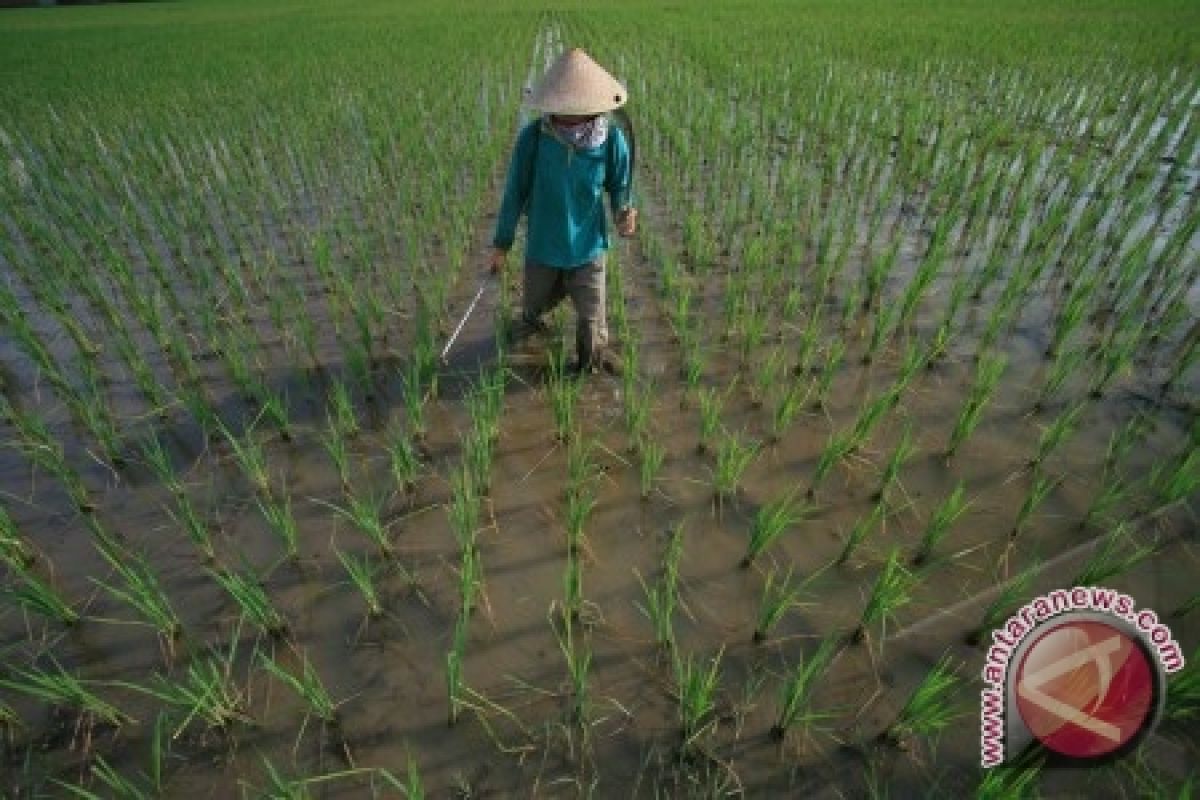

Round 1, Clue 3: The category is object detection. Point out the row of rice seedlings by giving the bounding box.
[879,653,960,749]
[636,521,685,652]
[771,632,841,743]
[673,647,723,754]
[741,489,814,568]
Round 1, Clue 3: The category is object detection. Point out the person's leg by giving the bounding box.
[514,260,566,341]
[565,255,609,370]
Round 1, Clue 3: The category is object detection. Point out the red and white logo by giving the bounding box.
[1014,619,1156,759]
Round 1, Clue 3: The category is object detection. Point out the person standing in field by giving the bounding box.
[489,48,637,375]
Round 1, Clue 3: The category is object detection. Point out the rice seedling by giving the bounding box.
[128,649,252,736]
[967,559,1041,647]
[945,352,1007,458]
[741,489,814,568]
[336,547,385,618]
[457,529,485,619]
[446,615,468,726]
[259,649,338,723]
[552,609,592,725]
[750,347,786,408]
[712,432,759,504]
[853,549,916,646]
[218,420,271,496]
[770,375,808,443]
[1073,523,1157,586]
[624,379,654,447]
[324,379,359,438]
[771,632,840,741]
[638,436,665,500]
[673,647,723,751]
[257,488,300,560]
[166,494,216,563]
[696,385,725,454]
[912,481,969,567]
[5,568,79,626]
[881,654,960,748]
[1009,468,1059,540]
[91,532,182,647]
[386,423,423,495]
[320,486,392,558]
[636,569,679,653]
[810,339,846,412]
[56,752,157,799]
[320,420,352,489]
[446,465,480,553]
[753,564,821,643]
[209,566,287,638]
[0,505,34,568]
[874,422,914,503]
[1149,441,1199,513]
[547,367,582,443]
[1029,401,1084,469]
[1034,346,1085,412]
[138,434,185,498]
[837,499,887,566]
[0,659,130,728]
[1,394,96,513]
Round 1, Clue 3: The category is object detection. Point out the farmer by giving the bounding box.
[488,48,637,375]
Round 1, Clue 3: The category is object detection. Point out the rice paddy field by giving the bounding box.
[0,0,1198,796]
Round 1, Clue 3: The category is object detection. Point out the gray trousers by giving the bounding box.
[523,257,608,365]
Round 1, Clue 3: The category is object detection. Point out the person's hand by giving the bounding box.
[617,207,638,238]
[488,247,508,276]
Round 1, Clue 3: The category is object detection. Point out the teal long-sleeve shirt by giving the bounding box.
[492,117,632,269]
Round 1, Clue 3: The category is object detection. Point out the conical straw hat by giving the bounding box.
[525,48,628,115]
